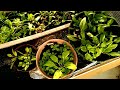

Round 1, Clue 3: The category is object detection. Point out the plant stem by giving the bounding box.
[17,51,24,55]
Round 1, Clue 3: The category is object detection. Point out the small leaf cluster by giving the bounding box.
[7,47,36,71]
[39,43,77,79]
[67,11,120,61]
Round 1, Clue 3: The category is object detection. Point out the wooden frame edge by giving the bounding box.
[0,23,70,49]
[70,57,120,79]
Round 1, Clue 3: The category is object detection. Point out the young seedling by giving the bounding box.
[7,47,36,71]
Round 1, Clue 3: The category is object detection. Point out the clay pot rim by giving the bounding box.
[36,39,78,79]
[15,44,37,51]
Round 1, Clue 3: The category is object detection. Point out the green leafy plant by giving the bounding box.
[0,11,78,44]
[39,43,77,79]
[67,11,120,62]
[7,46,36,71]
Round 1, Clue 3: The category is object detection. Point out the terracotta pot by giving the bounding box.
[35,39,78,79]
[14,44,37,72]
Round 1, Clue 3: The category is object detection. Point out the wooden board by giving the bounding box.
[70,57,120,79]
[0,23,70,49]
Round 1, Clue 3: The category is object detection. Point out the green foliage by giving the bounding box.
[67,11,120,62]
[7,47,36,71]
[53,70,63,79]
[0,11,78,44]
[39,43,77,79]
[67,34,78,41]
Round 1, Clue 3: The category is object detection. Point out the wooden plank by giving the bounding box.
[0,23,70,49]
[70,57,120,79]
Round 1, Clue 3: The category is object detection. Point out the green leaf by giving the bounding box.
[24,65,29,71]
[43,60,57,68]
[7,54,13,57]
[12,49,17,56]
[81,46,87,52]
[22,63,26,67]
[92,26,96,32]
[4,19,12,27]
[10,57,16,69]
[35,16,40,21]
[72,15,80,25]
[89,48,95,53]
[31,57,36,61]
[100,34,105,42]
[28,13,34,21]
[50,55,58,63]
[13,18,21,26]
[101,41,107,47]
[65,62,77,71]
[84,11,95,16]
[49,16,52,22]
[95,48,103,58]
[107,52,120,56]
[49,69,55,74]
[85,53,93,61]
[101,39,112,48]
[11,57,16,62]
[92,36,99,44]
[97,25,104,34]
[53,70,63,79]
[94,14,107,23]
[18,62,23,67]
[79,17,87,31]
[18,56,24,60]
[28,23,33,30]
[114,37,120,43]
[62,51,70,60]
[106,40,113,46]
[1,26,10,32]
[87,45,96,54]
[86,44,93,50]
[87,32,94,37]
[104,44,118,53]
[61,68,66,72]
[67,34,77,41]
[25,47,29,53]
[107,19,114,26]
[81,39,86,45]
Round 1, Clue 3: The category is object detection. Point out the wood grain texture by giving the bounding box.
[70,57,120,79]
[0,23,70,49]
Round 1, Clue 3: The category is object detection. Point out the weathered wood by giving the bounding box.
[70,57,120,79]
[0,23,70,49]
